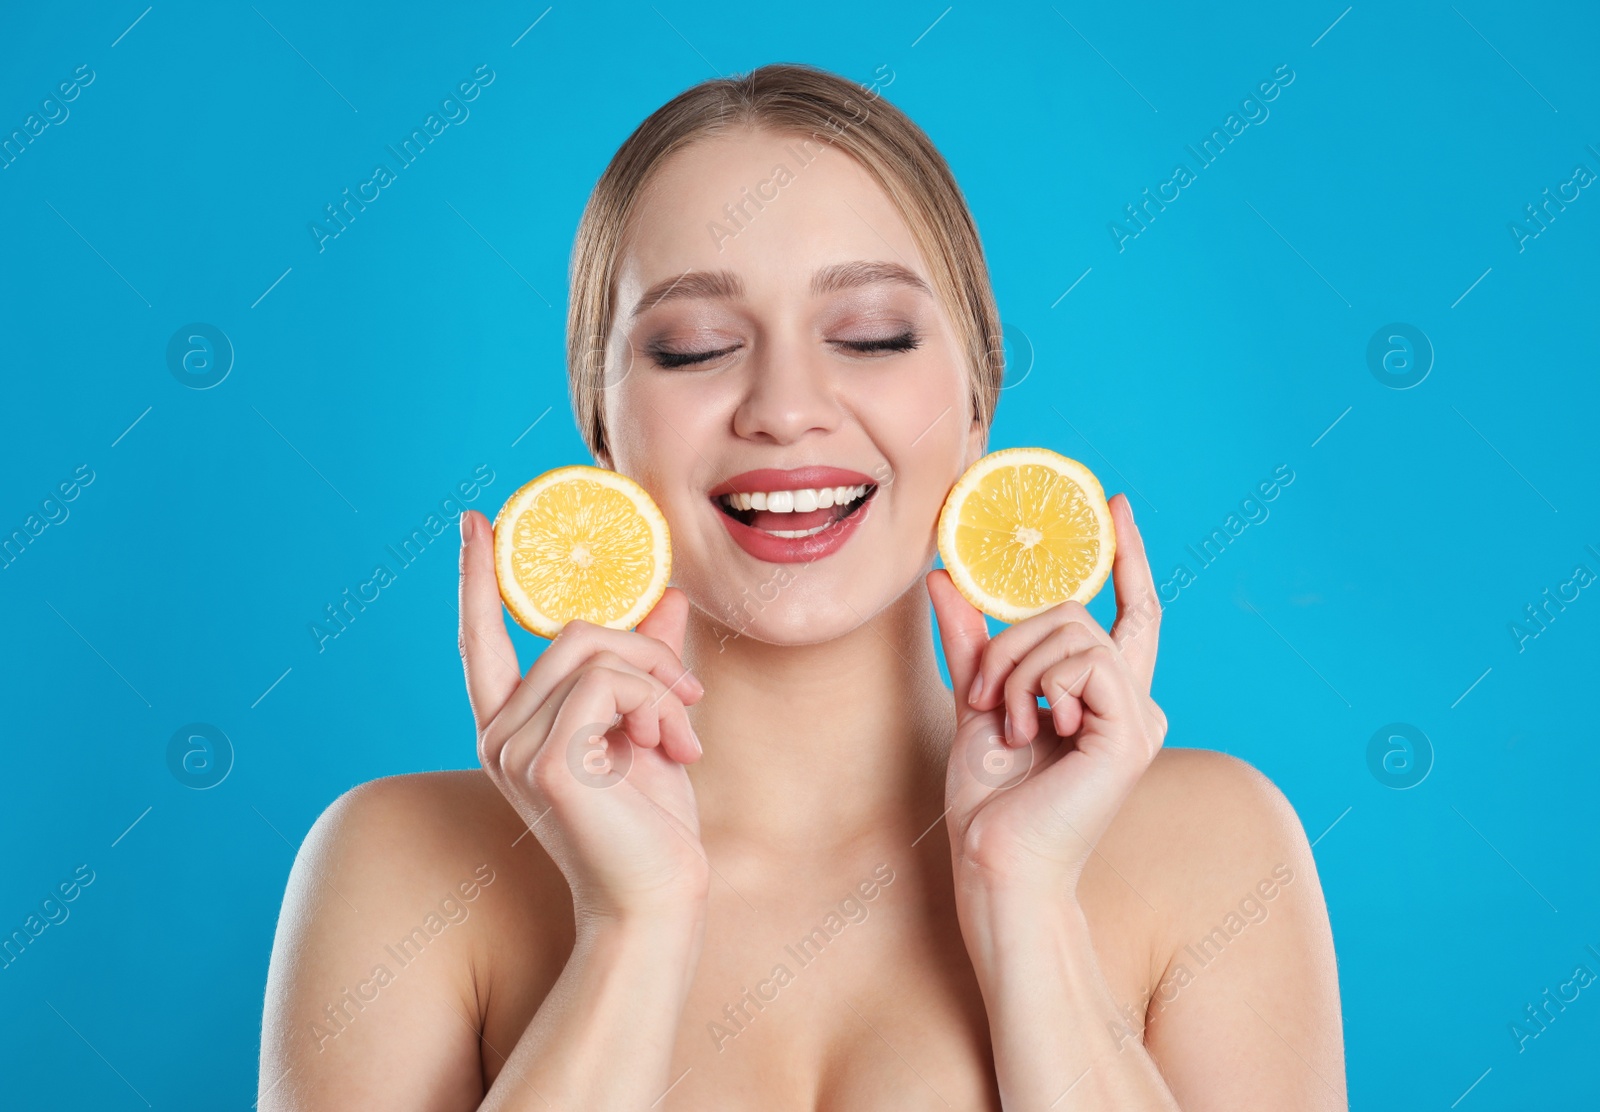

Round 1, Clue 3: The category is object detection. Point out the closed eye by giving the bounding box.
[648,343,741,369]
[646,330,922,368]
[836,330,922,355]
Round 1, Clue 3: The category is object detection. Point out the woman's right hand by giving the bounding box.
[456,508,709,922]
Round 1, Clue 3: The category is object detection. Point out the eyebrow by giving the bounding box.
[629,260,931,318]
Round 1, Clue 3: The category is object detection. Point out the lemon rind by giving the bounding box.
[936,447,1116,623]
[492,465,672,639]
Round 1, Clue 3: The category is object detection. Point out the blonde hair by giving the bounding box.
[566,62,1003,463]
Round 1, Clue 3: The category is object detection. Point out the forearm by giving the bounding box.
[958,882,1181,1112]
[479,907,703,1111]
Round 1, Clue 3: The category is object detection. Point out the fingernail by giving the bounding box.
[1003,711,1012,746]
[459,512,472,545]
[689,723,703,757]
[967,673,984,706]
[674,669,704,698]
[1125,498,1136,526]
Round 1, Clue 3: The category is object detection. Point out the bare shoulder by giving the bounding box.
[298,768,535,864]
[1095,747,1346,1106]
[259,770,571,1108]
[1101,747,1322,943]
[276,769,566,937]
[1118,747,1310,869]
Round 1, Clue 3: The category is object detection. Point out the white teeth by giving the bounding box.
[768,522,833,538]
[719,485,870,514]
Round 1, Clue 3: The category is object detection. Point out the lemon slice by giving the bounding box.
[937,448,1115,622]
[493,465,672,639]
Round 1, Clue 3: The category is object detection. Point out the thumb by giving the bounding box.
[927,570,989,716]
[635,586,689,657]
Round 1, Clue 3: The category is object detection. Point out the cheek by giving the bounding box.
[851,359,972,494]
[606,374,703,468]
[605,376,729,527]
[893,427,968,544]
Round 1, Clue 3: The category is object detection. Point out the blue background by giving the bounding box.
[2,1,1596,1106]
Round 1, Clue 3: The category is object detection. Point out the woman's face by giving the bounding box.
[603,127,983,645]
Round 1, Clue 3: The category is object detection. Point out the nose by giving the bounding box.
[730,338,841,445]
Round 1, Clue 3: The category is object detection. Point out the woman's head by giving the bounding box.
[566,63,1004,645]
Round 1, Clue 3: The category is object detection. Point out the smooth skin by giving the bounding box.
[260,127,1344,1110]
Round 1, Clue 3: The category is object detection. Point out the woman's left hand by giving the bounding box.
[928,492,1167,896]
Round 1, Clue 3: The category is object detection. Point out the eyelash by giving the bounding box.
[648,330,922,369]
[846,331,922,356]
[650,345,736,369]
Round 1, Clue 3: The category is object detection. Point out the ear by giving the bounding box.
[962,413,987,472]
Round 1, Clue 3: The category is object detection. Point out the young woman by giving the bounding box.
[260,64,1345,1110]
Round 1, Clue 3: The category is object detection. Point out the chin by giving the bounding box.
[684,555,929,649]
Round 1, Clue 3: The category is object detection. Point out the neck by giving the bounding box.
[681,583,954,859]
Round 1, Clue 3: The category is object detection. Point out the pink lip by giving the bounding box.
[708,467,876,497]
[708,466,879,564]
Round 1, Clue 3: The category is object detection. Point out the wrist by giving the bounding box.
[573,900,706,1005]
[954,871,1088,972]
[573,869,711,929]
[951,850,1078,909]
[576,891,706,944]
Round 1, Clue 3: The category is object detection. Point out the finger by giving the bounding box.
[501,663,697,789]
[1017,661,1156,857]
[1001,622,1104,745]
[494,618,704,738]
[571,663,698,767]
[636,587,689,657]
[555,652,697,764]
[484,653,687,777]
[927,570,990,718]
[635,587,698,695]
[616,676,663,753]
[459,509,523,733]
[968,601,1112,713]
[1039,645,1147,751]
[1107,493,1162,688]
[480,665,585,775]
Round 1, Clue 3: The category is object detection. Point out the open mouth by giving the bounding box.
[713,483,877,538]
